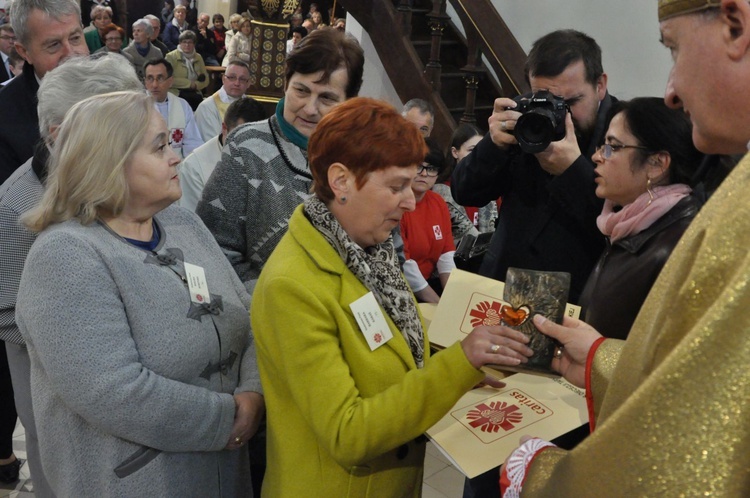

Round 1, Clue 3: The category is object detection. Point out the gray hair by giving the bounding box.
[11,0,81,46]
[178,29,196,43]
[143,14,160,23]
[37,54,142,141]
[132,18,153,37]
[402,98,434,118]
[89,4,111,20]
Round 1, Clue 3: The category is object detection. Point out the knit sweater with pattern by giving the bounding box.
[196,115,310,290]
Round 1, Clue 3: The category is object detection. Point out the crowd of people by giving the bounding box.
[1,0,749,496]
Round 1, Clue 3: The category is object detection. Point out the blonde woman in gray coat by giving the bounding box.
[16,91,264,497]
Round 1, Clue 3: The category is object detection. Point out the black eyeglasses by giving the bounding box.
[416,164,440,177]
[224,74,250,84]
[596,143,651,159]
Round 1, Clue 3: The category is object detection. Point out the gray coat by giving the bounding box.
[122,41,163,80]
[16,205,261,497]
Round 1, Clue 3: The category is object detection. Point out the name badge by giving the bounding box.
[184,262,211,304]
[349,292,393,351]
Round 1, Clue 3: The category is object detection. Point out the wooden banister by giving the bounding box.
[340,0,529,143]
[339,0,456,145]
[448,0,529,96]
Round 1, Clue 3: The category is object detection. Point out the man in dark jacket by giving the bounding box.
[193,12,218,66]
[146,14,170,56]
[452,29,613,304]
[0,0,89,184]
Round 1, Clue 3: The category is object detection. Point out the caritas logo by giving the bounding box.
[465,401,523,433]
[171,128,184,146]
[469,300,503,327]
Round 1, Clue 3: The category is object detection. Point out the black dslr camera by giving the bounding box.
[511,90,569,154]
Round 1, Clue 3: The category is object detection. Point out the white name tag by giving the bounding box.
[349,292,393,351]
[184,262,211,304]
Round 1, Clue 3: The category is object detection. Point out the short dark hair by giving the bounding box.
[309,97,426,203]
[609,97,703,185]
[224,97,267,130]
[524,29,603,87]
[212,13,224,23]
[226,59,250,73]
[143,58,173,78]
[291,26,308,38]
[424,137,447,177]
[285,29,364,99]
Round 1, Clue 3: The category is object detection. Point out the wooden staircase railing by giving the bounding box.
[340,0,529,146]
[447,0,529,97]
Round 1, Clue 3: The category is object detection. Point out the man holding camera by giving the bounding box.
[452,29,614,303]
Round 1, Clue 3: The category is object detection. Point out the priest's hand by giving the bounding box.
[532,315,602,388]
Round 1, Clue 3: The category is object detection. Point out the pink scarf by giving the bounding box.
[597,183,692,242]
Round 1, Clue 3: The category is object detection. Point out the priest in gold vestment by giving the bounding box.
[500,1,750,496]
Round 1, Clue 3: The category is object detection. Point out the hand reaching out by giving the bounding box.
[461,324,534,370]
[532,314,603,388]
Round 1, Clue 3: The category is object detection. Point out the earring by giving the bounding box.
[646,178,654,206]
[339,196,347,204]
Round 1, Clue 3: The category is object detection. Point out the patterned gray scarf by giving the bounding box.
[304,195,425,368]
[178,47,197,82]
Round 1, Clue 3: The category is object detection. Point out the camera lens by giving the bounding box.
[515,109,556,154]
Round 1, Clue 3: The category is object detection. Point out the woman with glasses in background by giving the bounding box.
[165,30,209,111]
[93,24,132,64]
[400,138,456,303]
[579,97,704,339]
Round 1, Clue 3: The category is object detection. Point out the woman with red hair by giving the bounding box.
[252,97,533,497]
[93,24,133,64]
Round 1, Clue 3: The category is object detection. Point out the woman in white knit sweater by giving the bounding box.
[224,16,252,66]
